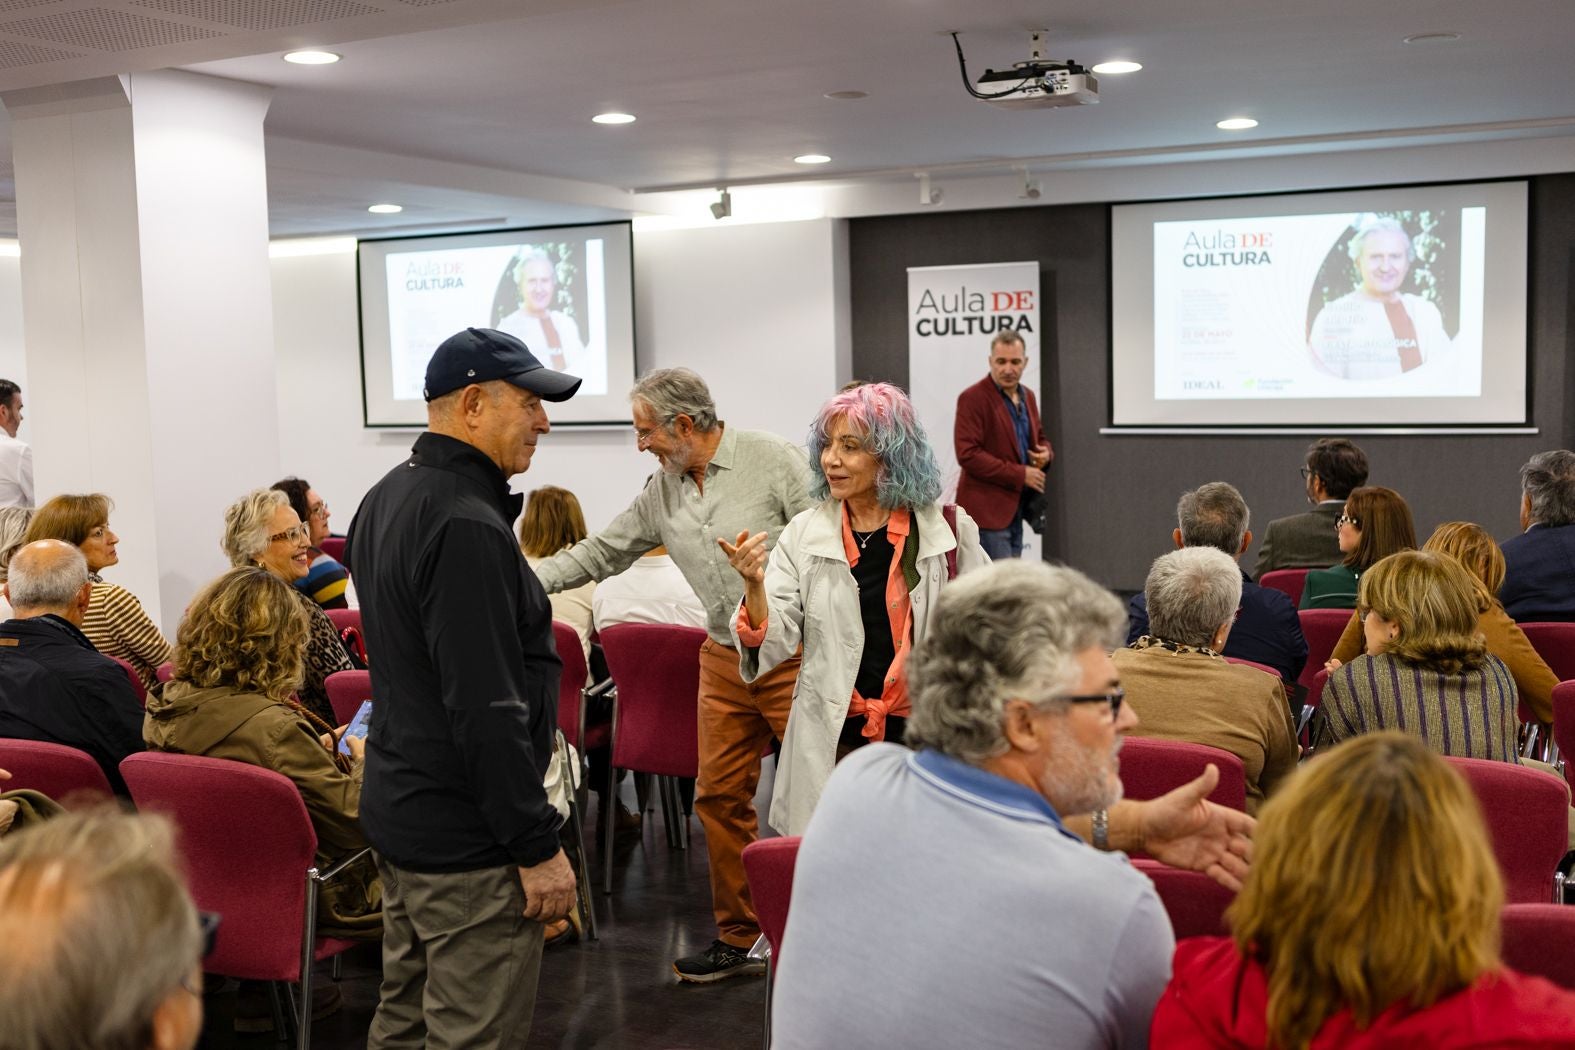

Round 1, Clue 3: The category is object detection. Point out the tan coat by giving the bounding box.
[1113,644,1299,814]
[143,681,380,938]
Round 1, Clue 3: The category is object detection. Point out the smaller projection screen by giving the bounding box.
[1109,180,1528,428]
[358,222,636,426]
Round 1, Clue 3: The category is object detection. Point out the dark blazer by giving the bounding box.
[0,614,146,796]
[953,376,1049,530]
[1501,522,1575,622]
[1127,567,1309,684]
[1251,501,1344,578]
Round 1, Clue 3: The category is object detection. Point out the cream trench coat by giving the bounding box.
[734,498,988,835]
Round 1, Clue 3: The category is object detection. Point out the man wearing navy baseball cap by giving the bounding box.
[345,327,580,1047]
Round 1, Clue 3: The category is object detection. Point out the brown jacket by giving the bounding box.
[1329,600,1556,724]
[143,680,380,937]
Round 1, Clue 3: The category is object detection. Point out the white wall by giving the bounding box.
[271,218,849,534]
[0,255,24,401]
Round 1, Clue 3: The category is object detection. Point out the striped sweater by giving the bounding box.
[82,577,171,693]
[1320,651,1520,763]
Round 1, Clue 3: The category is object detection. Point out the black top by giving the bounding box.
[849,528,897,702]
[0,614,146,796]
[344,432,562,872]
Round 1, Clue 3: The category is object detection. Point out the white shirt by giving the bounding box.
[496,308,606,396]
[0,433,33,509]
[590,554,707,632]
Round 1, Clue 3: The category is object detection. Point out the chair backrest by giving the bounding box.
[0,738,114,804]
[1518,622,1575,684]
[1119,736,1248,810]
[599,623,707,778]
[324,669,371,726]
[1132,858,1235,939]
[1224,656,1279,678]
[1552,681,1575,794]
[552,620,590,747]
[1443,755,1570,904]
[109,656,147,706]
[324,607,362,637]
[1501,904,1575,990]
[1258,569,1309,608]
[742,836,801,960]
[1297,608,1352,693]
[120,752,320,982]
[319,536,347,563]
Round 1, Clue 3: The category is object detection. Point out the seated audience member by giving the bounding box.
[0,808,209,1050]
[144,566,380,939]
[1299,485,1415,610]
[1117,547,1298,813]
[24,494,170,694]
[0,541,145,796]
[1253,438,1368,577]
[1153,732,1575,1047]
[271,477,353,610]
[591,544,707,631]
[0,505,32,620]
[221,488,353,728]
[1127,482,1307,685]
[519,485,596,660]
[1320,551,1518,762]
[1501,449,1575,622]
[0,766,64,840]
[771,561,1256,1050]
[1327,522,1558,723]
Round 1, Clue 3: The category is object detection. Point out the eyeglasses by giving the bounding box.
[1299,467,1312,480]
[268,524,310,544]
[1336,513,1360,528]
[308,502,329,520]
[1050,688,1125,720]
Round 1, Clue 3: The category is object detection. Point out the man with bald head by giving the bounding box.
[0,539,144,795]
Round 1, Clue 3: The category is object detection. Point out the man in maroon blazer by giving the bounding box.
[954,331,1052,559]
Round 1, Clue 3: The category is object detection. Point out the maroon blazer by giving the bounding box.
[953,375,1050,530]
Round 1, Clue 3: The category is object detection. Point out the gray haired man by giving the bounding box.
[534,367,814,982]
[770,561,1255,1049]
[1501,450,1575,622]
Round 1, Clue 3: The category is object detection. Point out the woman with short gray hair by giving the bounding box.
[0,505,32,620]
[1113,546,1297,813]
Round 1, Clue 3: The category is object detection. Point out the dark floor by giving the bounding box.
[225,797,767,1050]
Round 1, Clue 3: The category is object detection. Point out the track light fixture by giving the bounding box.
[917,172,943,206]
[1018,167,1042,200]
[710,188,732,220]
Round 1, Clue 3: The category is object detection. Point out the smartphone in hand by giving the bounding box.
[338,700,373,756]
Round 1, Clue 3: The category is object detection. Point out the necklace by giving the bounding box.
[850,525,885,550]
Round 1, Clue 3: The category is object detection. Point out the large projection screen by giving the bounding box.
[1110,180,1528,428]
[358,222,636,427]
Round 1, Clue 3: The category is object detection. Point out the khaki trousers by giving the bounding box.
[367,856,544,1050]
[694,638,801,948]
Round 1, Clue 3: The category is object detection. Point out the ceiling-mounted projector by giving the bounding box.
[952,30,1099,110]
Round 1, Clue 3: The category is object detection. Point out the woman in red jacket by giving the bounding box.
[1151,731,1575,1049]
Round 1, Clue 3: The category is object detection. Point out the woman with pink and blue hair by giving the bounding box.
[721,382,989,835]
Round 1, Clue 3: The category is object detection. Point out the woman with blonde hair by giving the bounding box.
[0,505,32,620]
[1325,521,1558,722]
[1318,550,1519,761]
[143,567,379,940]
[24,494,170,692]
[519,485,595,660]
[1153,732,1575,1047]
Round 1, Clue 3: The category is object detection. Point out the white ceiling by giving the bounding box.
[0,0,1572,236]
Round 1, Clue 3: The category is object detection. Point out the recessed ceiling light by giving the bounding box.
[1216,117,1259,131]
[283,50,340,65]
[794,154,832,165]
[592,112,636,125]
[824,90,868,100]
[1092,60,1142,75]
[1404,31,1461,44]
[367,203,403,214]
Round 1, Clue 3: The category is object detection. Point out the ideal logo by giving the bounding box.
[1183,380,1222,391]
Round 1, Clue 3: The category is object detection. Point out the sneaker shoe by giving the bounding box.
[672,940,767,984]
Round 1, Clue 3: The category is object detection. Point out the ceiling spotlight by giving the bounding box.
[283,50,340,65]
[367,203,403,214]
[1216,117,1259,131]
[1018,167,1042,200]
[1091,60,1142,75]
[794,154,832,165]
[709,189,732,221]
[917,172,943,206]
[592,111,636,124]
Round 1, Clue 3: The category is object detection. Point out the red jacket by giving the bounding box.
[953,376,1049,530]
[1152,936,1575,1049]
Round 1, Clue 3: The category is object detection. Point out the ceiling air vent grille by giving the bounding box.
[0,7,221,49]
[0,37,84,67]
[129,0,381,31]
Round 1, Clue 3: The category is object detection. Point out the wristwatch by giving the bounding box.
[1092,808,1110,850]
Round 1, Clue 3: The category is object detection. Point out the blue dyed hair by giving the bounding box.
[806,382,942,509]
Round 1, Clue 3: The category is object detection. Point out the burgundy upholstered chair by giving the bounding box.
[1131,857,1235,939]
[0,737,114,804]
[1443,755,1569,904]
[1119,736,1248,811]
[742,835,802,1050]
[1258,568,1309,608]
[323,669,371,727]
[1297,608,1351,694]
[1501,903,1575,990]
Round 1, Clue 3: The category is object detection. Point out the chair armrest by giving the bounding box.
[312,846,373,884]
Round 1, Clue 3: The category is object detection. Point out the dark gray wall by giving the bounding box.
[848,174,1575,593]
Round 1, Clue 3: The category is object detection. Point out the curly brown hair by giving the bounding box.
[172,567,309,702]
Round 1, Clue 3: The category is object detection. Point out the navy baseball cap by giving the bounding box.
[422,327,582,402]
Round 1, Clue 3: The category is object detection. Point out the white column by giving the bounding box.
[5,71,277,633]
